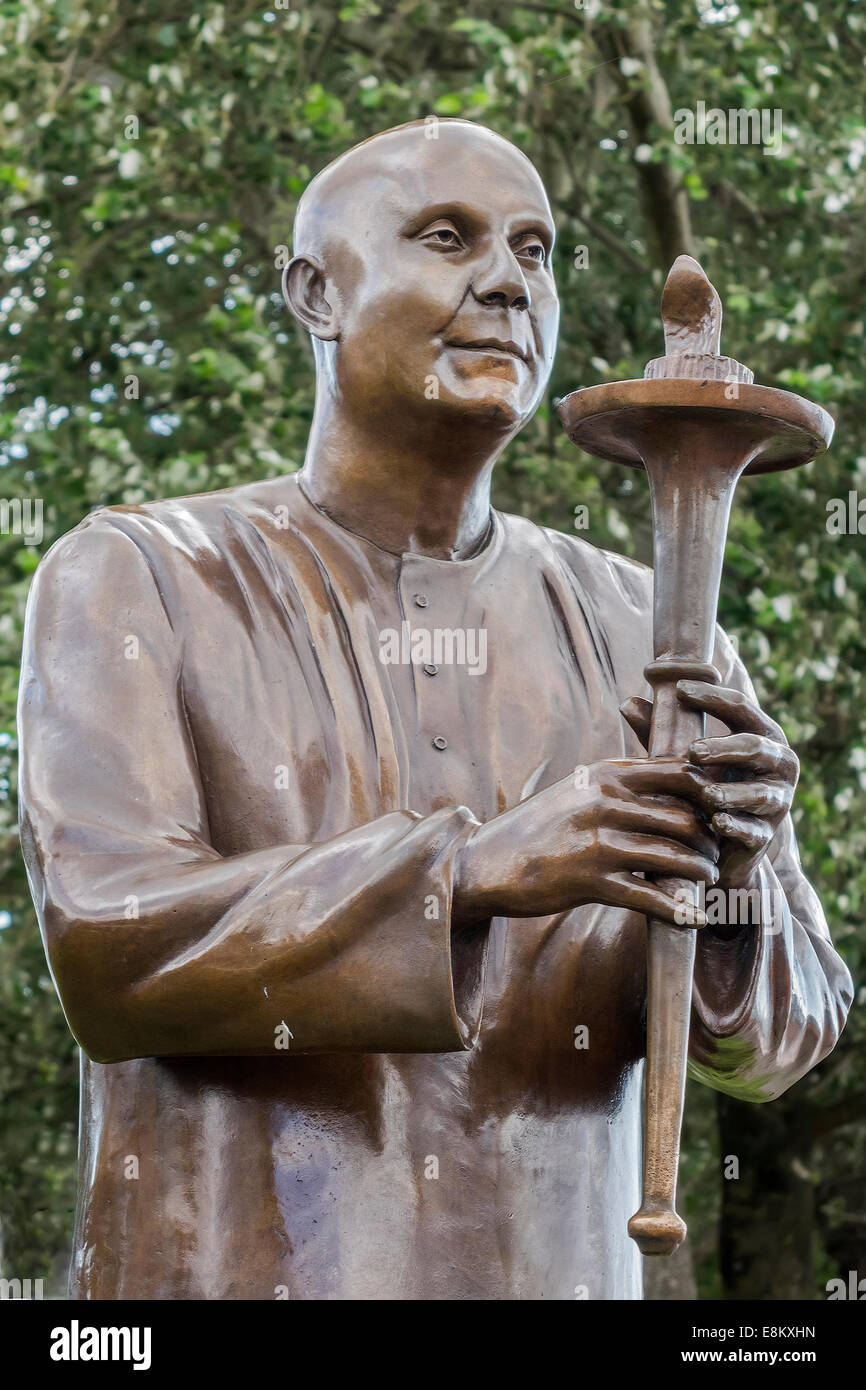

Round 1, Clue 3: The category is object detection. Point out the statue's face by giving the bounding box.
[315,126,559,436]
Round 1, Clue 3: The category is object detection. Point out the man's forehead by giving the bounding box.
[296,123,554,251]
[380,138,554,228]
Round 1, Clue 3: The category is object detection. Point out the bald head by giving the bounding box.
[293,120,550,264]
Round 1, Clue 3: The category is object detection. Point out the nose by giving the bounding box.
[471,239,530,311]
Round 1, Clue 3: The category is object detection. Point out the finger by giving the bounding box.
[700,780,792,818]
[619,696,652,751]
[689,732,799,782]
[711,811,775,853]
[601,872,707,928]
[677,679,787,743]
[600,828,719,884]
[615,758,712,802]
[609,800,719,861]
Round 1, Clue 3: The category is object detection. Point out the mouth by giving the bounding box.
[446,338,530,364]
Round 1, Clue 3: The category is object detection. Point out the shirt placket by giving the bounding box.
[397,554,475,814]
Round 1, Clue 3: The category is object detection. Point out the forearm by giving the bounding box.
[18,519,498,1064]
[689,842,853,1100]
[31,807,489,1063]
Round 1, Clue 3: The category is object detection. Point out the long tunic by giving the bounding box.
[18,472,852,1300]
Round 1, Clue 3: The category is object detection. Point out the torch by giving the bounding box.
[558,256,833,1255]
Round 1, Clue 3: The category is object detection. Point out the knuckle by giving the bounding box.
[573,785,602,823]
[595,826,615,854]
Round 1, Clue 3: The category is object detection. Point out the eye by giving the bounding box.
[515,238,547,266]
[417,221,464,251]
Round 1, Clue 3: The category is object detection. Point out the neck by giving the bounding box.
[299,394,506,560]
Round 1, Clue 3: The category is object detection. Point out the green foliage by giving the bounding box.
[1,0,864,1296]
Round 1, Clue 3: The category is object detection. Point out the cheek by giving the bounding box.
[346,258,465,344]
[340,281,453,392]
[533,292,560,364]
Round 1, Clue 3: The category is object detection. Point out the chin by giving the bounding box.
[437,378,534,432]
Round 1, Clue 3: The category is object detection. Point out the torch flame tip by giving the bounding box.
[661,254,723,360]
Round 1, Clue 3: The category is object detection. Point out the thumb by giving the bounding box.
[619,695,653,752]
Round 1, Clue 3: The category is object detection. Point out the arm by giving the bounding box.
[689,810,853,1100]
[620,628,853,1100]
[18,518,488,1063]
[688,634,853,1100]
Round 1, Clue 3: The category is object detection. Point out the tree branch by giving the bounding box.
[805,1093,866,1141]
[594,12,694,270]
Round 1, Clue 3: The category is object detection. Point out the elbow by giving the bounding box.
[45,914,150,1063]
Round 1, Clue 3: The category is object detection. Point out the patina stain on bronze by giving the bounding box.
[18,121,852,1300]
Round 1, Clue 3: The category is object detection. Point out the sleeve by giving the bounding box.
[17,517,490,1064]
[687,627,854,1100]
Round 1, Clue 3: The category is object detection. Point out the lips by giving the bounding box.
[447,337,530,363]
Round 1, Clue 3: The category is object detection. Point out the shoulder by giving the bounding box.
[22,508,178,667]
[31,475,296,597]
[495,509,654,615]
[494,511,748,691]
[27,508,153,614]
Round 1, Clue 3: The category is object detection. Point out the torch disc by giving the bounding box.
[557,378,834,475]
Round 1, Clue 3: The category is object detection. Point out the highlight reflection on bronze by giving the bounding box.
[19,121,851,1300]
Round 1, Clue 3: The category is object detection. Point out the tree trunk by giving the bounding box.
[716,1092,816,1299]
[643,1243,698,1300]
[595,14,695,270]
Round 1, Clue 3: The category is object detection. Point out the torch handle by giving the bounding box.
[628,434,748,1259]
[627,666,712,1256]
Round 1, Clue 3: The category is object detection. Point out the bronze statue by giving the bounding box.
[18,120,852,1300]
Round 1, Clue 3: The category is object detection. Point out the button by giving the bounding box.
[432,736,448,751]
[423,663,439,676]
[413,593,429,608]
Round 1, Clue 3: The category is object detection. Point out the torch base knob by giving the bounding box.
[628,1204,687,1257]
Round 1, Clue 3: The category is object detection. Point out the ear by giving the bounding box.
[282,255,339,341]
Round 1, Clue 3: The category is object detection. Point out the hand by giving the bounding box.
[620,678,797,890]
[453,755,719,928]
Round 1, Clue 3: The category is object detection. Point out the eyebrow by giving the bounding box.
[400,201,554,255]
[508,218,555,256]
